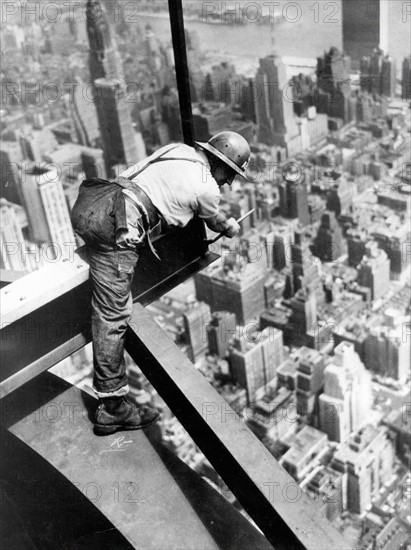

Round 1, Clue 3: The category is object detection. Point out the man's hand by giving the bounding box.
[205,213,240,238]
[224,217,240,238]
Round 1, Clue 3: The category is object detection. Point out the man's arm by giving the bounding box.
[205,213,240,237]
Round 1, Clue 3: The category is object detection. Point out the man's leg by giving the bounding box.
[87,246,159,434]
[88,247,136,396]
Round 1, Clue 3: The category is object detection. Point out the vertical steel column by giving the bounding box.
[167,0,194,146]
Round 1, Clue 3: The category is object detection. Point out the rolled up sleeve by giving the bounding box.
[197,190,220,219]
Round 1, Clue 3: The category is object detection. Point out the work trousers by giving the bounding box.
[71,179,141,398]
[87,247,139,396]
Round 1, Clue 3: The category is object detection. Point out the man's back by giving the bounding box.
[120,144,220,227]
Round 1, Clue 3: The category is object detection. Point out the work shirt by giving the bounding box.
[120,144,221,227]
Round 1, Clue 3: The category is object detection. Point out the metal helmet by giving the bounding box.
[196,131,251,177]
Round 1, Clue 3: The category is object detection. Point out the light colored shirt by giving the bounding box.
[120,144,220,227]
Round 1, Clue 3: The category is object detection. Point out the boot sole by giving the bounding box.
[93,412,160,436]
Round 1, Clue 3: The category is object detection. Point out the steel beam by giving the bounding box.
[0,268,28,289]
[0,218,218,397]
[167,0,195,146]
[125,303,351,550]
[1,372,274,550]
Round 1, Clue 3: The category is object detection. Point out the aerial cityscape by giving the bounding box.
[0,0,410,548]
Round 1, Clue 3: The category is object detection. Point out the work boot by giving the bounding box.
[94,395,160,436]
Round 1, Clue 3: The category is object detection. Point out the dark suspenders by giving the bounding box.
[124,145,207,181]
[113,145,208,260]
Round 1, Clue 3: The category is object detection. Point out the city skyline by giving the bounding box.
[0,1,410,548]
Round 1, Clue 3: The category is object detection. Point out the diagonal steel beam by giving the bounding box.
[125,303,351,550]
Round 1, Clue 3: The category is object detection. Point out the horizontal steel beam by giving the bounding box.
[125,303,351,550]
[0,219,218,397]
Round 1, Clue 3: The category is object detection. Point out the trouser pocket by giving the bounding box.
[116,249,139,276]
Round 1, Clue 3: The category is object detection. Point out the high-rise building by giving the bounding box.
[246,386,295,442]
[254,55,300,155]
[183,301,211,363]
[305,467,344,521]
[0,199,27,271]
[295,348,327,422]
[94,79,141,175]
[206,311,237,358]
[363,310,410,382]
[355,92,374,123]
[289,287,317,336]
[194,259,266,325]
[402,56,411,100]
[342,0,382,64]
[357,240,390,300]
[319,342,372,443]
[347,229,368,268]
[331,425,395,513]
[229,327,284,404]
[0,140,24,204]
[280,426,328,481]
[67,77,101,148]
[381,55,396,97]
[326,176,353,217]
[81,146,106,180]
[18,165,76,260]
[279,170,310,226]
[317,47,351,96]
[19,127,59,163]
[86,0,125,84]
[290,231,322,296]
[272,225,294,271]
[360,49,396,97]
[372,224,410,281]
[312,211,344,263]
[86,0,144,175]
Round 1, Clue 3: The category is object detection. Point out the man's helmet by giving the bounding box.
[196,131,250,177]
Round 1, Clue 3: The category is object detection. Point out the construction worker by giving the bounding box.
[71,131,251,435]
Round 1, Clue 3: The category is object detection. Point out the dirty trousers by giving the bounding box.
[87,247,139,397]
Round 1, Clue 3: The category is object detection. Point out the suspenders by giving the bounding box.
[124,144,207,181]
[114,145,209,260]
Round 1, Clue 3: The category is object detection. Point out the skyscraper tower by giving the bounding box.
[381,55,396,97]
[207,311,237,358]
[312,211,344,262]
[402,56,411,100]
[86,0,125,84]
[290,231,322,296]
[68,76,100,148]
[357,241,390,300]
[331,426,394,514]
[360,49,396,97]
[19,165,76,260]
[342,0,382,65]
[229,327,283,404]
[279,167,310,226]
[194,259,266,326]
[295,348,327,422]
[317,47,351,96]
[94,79,140,172]
[86,0,142,175]
[319,341,372,443]
[254,55,299,154]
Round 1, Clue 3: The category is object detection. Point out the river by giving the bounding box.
[137,1,409,77]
